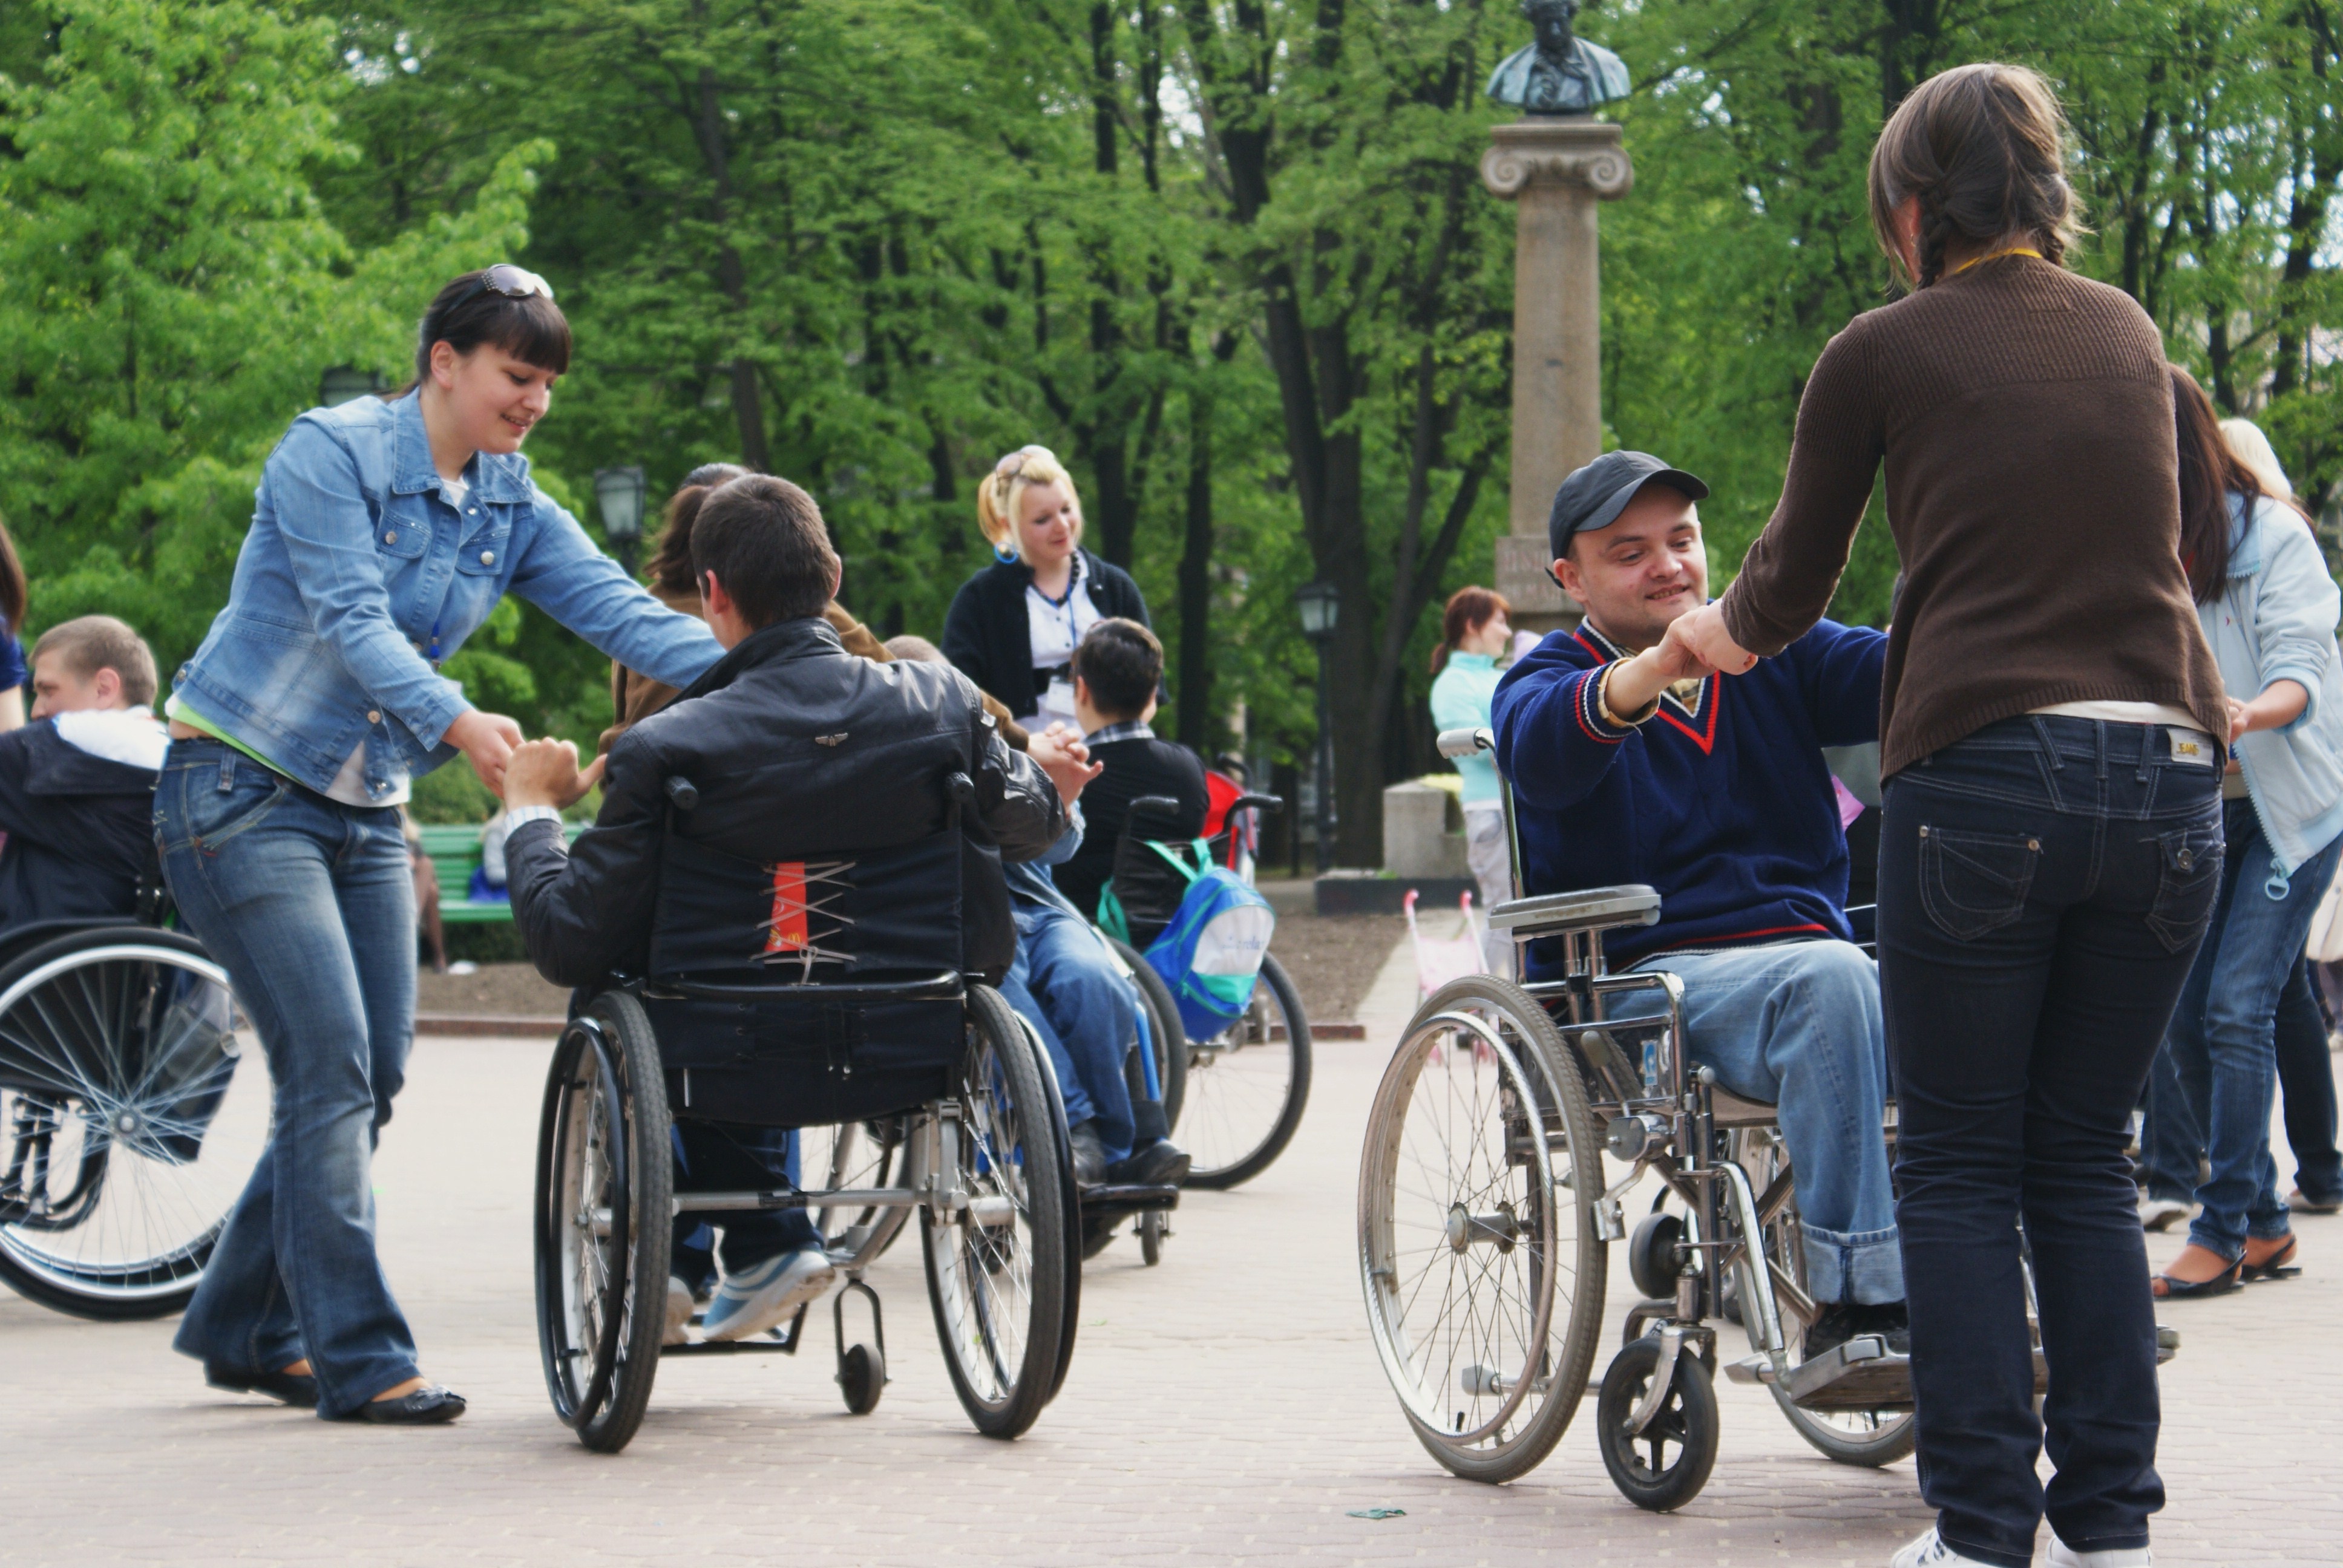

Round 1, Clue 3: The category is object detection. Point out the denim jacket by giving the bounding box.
[2200,492,2343,893]
[175,393,721,799]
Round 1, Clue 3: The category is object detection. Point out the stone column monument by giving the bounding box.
[1481,0,1633,631]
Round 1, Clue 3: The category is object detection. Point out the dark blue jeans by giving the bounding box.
[1879,716,2222,1568]
[2140,802,2341,1254]
[2279,959,2342,1204]
[158,741,422,1419]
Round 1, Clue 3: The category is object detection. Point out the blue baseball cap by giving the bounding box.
[1548,451,1710,563]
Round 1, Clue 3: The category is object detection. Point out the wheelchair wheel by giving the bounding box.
[922,984,1071,1439]
[1359,975,1606,1483]
[1729,1127,1917,1467]
[0,928,264,1320]
[1106,938,1187,1134]
[535,991,672,1454]
[1596,1334,1720,1512]
[1179,952,1311,1189]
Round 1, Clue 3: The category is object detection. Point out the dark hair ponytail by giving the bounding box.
[401,267,572,395]
[647,470,750,596]
[1867,63,2082,290]
[2169,365,2305,604]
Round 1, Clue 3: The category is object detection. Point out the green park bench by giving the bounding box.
[416,822,583,924]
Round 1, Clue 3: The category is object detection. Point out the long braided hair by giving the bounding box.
[1867,64,2082,290]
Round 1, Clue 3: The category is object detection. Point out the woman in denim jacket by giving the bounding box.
[159,268,721,1422]
[2140,368,2343,1299]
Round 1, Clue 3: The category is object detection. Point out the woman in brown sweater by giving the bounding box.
[1679,65,2223,1568]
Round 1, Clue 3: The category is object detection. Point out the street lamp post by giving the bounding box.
[594,466,649,576]
[1296,579,1340,874]
[317,365,387,408]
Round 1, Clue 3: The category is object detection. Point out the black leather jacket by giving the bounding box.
[0,722,157,938]
[507,616,1064,988]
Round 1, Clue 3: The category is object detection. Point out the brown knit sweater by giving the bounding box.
[1717,255,2227,777]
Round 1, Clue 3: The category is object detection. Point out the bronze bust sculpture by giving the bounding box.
[1486,0,1630,116]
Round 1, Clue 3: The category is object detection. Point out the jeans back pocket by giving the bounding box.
[2146,820,2224,953]
[1918,825,2039,941]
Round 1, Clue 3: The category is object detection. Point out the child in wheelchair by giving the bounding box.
[1492,451,1907,1356]
[0,616,168,939]
[500,475,1097,1341]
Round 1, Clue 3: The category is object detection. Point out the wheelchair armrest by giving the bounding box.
[1486,884,1662,935]
[1437,727,1493,760]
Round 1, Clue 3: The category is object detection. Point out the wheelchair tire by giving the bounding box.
[1138,1208,1167,1267]
[1106,937,1187,1135]
[1359,975,1606,1485]
[1596,1334,1720,1512]
[1729,1128,1918,1468]
[0,927,264,1321]
[1180,952,1311,1190]
[535,991,672,1454]
[922,984,1071,1439]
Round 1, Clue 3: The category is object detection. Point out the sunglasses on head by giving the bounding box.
[994,444,1056,479]
[456,264,555,308]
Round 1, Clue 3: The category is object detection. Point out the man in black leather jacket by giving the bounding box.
[500,475,1096,1345]
[502,476,1092,987]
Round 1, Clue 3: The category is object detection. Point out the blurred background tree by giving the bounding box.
[6,0,2343,849]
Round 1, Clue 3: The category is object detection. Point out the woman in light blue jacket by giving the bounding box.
[2141,369,2343,1298]
[1428,586,1513,974]
[159,268,721,1422]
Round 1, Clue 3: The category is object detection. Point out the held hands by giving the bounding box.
[448,709,523,795]
[1673,603,1758,677]
[503,737,606,810]
[1027,720,1104,808]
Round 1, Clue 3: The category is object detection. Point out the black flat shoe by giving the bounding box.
[205,1363,320,1408]
[1109,1139,1191,1187]
[2241,1235,2302,1281]
[352,1385,467,1425]
[2151,1262,2242,1299]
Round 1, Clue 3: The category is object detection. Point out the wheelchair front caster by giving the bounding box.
[1138,1209,1168,1266]
[1596,1333,1719,1512]
[837,1342,885,1415]
[1628,1212,1686,1301]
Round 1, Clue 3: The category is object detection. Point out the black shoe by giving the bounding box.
[205,1362,320,1408]
[1109,1138,1191,1187]
[1069,1120,1109,1187]
[352,1385,467,1425]
[1803,1301,1910,1359]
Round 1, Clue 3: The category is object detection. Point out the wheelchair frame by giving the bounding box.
[1357,726,1918,1510]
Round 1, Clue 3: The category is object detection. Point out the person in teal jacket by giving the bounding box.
[1428,586,1513,974]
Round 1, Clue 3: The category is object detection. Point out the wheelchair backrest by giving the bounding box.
[649,826,966,985]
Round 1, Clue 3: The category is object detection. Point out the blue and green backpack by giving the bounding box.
[1102,838,1276,1040]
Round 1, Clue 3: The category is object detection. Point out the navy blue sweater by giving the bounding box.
[1490,615,1886,978]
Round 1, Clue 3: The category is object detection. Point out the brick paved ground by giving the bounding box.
[7,931,2339,1566]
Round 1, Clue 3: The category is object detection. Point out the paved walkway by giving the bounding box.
[7,934,2339,1565]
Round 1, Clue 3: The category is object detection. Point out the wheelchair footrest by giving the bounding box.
[1728,1324,2180,1411]
[1075,1182,1179,1214]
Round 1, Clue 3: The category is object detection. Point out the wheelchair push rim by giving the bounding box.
[0,932,264,1319]
[1176,951,1311,1191]
[1358,976,1606,1483]
[921,984,1070,1439]
[534,993,672,1451]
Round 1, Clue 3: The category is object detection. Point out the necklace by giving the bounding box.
[1948,246,2043,278]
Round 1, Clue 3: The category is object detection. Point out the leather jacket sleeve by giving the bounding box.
[505,736,667,987]
[980,721,1065,867]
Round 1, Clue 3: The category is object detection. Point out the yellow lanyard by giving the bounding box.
[1949,246,2043,277]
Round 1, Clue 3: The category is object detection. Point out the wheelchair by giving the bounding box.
[532,770,1080,1452]
[1103,792,1312,1190]
[1361,730,2181,1509]
[0,868,266,1320]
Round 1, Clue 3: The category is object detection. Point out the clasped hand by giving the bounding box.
[1604,606,1758,716]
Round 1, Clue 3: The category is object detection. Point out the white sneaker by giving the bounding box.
[1890,1529,1999,1568]
[2048,1538,2151,1567]
[2138,1195,2194,1232]
[663,1276,693,1347]
[700,1247,837,1342]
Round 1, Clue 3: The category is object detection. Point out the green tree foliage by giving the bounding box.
[9,0,2343,855]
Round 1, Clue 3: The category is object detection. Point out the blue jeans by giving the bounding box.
[158,740,421,1419]
[2141,800,2339,1256]
[1001,901,1145,1165]
[1881,716,2223,1568]
[1619,940,1901,1304]
[670,1123,818,1290]
[2278,958,2342,1204]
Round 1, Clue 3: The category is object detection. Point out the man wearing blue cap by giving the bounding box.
[1491,451,1906,1355]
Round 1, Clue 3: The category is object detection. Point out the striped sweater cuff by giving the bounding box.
[1571,667,1643,745]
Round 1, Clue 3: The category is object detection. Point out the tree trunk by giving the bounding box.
[690,59,771,472]
[1176,382,1214,750]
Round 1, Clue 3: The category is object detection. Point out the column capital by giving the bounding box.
[1480,117,1633,202]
